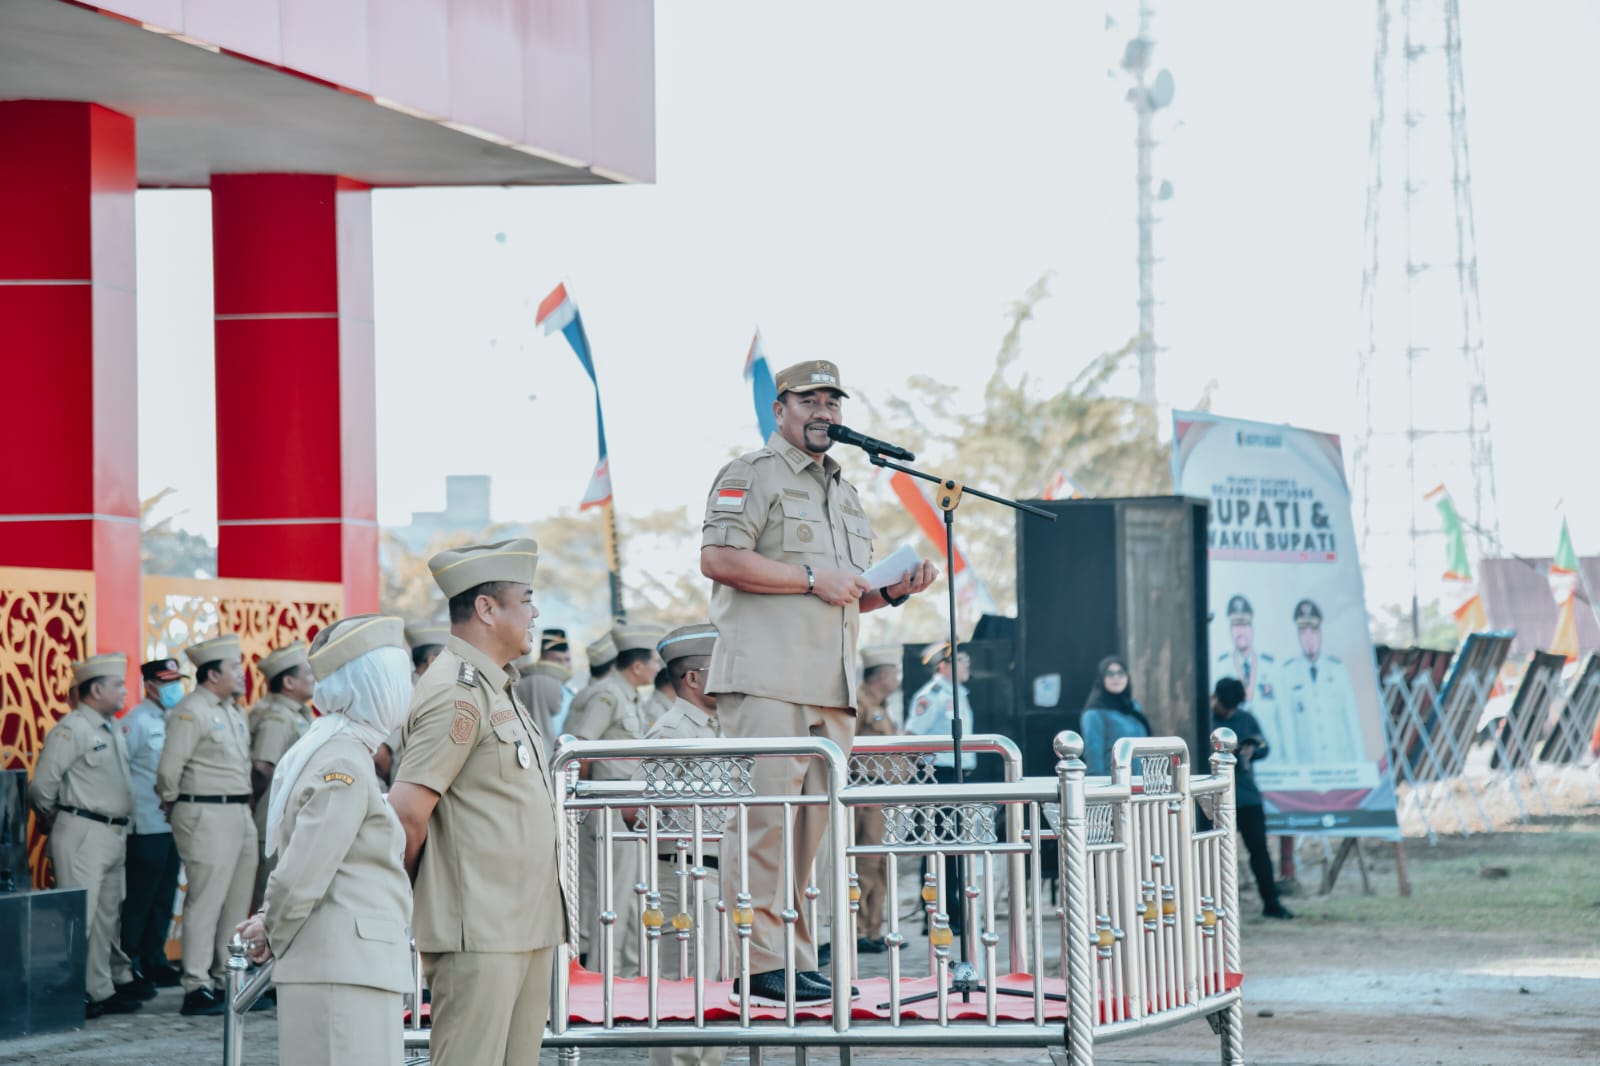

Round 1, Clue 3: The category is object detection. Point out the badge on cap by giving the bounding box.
[515,739,531,769]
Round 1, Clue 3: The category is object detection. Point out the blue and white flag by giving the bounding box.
[538,283,613,510]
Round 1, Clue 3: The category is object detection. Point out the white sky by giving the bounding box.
[134,0,1600,608]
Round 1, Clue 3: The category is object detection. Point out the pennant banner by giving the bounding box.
[538,284,613,511]
[1550,518,1580,661]
[1424,485,1488,640]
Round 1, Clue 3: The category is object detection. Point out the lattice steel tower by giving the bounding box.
[1354,0,1500,636]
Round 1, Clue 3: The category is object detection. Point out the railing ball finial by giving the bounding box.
[1053,729,1084,762]
[1211,726,1238,756]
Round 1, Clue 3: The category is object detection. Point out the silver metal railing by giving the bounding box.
[228,728,1246,1066]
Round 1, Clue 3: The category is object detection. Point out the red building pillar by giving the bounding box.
[210,175,377,615]
[0,101,141,683]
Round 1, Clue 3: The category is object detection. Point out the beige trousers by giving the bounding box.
[422,947,554,1066]
[715,694,853,975]
[170,801,257,992]
[649,856,727,1066]
[854,805,889,941]
[48,813,133,1001]
[582,810,642,975]
[277,982,402,1066]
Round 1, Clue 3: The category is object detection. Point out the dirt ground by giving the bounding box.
[4,779,1597,1065]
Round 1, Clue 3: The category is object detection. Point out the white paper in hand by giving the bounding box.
[860,543,921,590]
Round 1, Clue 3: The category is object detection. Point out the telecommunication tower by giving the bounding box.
[1119,1,1175,409]
[1353,0,1500,636]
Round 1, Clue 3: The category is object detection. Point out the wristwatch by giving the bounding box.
[879,585,909,607]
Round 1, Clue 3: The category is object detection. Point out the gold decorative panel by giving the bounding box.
[142,576,343,705]
[1,567,95,887]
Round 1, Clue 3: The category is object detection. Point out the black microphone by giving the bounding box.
[825,423,916,462]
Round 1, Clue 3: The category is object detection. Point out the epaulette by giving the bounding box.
[457,661,478,688]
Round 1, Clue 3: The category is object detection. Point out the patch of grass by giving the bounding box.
[1294,817,1600,944]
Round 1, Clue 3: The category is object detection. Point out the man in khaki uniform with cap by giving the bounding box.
[157,633,257,1015]
[700,359,937,1004]
[853,646,902,953]
[513,628,572,758]
[30,653,144,1017]
[249,641,315,910]
[566,622,665,976]
[389,538,567,1066]
[639,623,726,1066]
[376,620,449,786]
[567,630,616,963]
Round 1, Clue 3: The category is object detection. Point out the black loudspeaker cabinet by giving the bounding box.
[896,639,1014,785]
[1014,496,1211,776]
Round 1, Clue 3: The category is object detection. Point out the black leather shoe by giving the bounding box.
[181,987,227,1016]
[856,936,887,954]
[145,963,183,988]
[248,985,275,1011]
[798,970,859,998]
[116,976,158,1001]
[85,996,104,1019]
[90,993,142,1016]
[728,969,828,1006]
[1263,905,1296,920]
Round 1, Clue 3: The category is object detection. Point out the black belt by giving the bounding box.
[59,806,129,827]
[659,854,719,870]
[176,794,252,804]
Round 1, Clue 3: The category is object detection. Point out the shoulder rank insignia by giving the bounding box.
[323,772,354,785]
[457,661,477,688]
[490,709,515,727]
[450,700,480,744]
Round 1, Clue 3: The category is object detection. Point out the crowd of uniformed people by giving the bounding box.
[25,360,957,1065]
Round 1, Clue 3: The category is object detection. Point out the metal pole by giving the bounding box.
[223,936,248,1066]
[1055,732,1093,1066]
[1209,729,1245,1065]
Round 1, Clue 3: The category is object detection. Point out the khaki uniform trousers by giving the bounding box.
[170,801,257,992]
[48,812,133,1001]
[853,804,889,941]
[716,694,853,975]
[650,857,727,1066]
[277,983,402,1066]
[582,811,642,975]
[422,947,554,1066]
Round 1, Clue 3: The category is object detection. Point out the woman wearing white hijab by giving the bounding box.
[234,615,414,1066]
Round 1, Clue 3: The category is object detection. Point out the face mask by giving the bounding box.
[157,681,185,709]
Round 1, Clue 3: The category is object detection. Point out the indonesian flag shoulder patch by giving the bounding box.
[713,485,748,512]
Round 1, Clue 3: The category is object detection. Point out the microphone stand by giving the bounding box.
[861,450,1057,1006]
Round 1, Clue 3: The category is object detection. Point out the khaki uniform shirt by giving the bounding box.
[250,692,313,766]
[397,635,567,953]
[264,735,412,992]
[855,690,898,738]
[644,687,674,728]
[29,705,135,819]
[641,698,726,837]
[513,661,569,755]
[701,431,874,709]
[565,672,650,781]
[157,687,252,800]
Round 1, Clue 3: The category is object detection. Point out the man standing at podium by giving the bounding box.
[700,359,936,1004]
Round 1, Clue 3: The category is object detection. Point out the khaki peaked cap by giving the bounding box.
[657,623,716,664]
[611,623,666,654]
[861,645,900,670]
[71,653,127,688]
[258,641,310,680]
[308,614,407,681]
[428,537,539,599]
[186,634,242,669]
[404,620,451,649]
[773,359,849,398]
[586,633,618,667]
